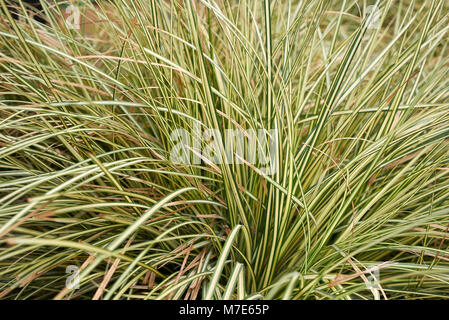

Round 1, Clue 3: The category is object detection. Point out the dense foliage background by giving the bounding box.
[0,0,448,299]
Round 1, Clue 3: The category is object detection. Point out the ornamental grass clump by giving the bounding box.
[0,0,448,299]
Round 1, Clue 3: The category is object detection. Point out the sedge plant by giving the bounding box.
[0,0,448,300]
